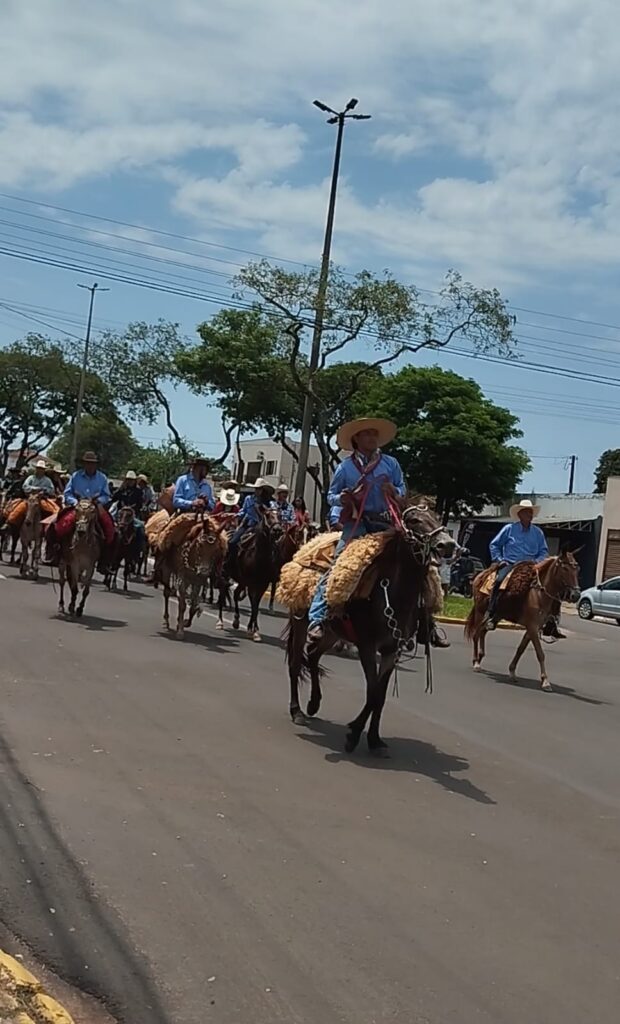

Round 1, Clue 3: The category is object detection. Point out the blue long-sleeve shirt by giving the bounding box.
[239,493,276,527]
[172,473,215,511]
[64,469,111,507]
[275,499,295,524]
[489,521,549,564]
[328,452,406,514]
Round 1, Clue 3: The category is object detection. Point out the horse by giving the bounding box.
[0,503,21,564]
[268,523,305,611]
[57,499,101,617]
[464,551,581,691]
[105,506,145,592]
[19,493,44,578]
[160,514,227,638]
[217,509,282,642]
[285,504,455,755]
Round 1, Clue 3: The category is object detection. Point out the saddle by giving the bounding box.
[478,561,538,598]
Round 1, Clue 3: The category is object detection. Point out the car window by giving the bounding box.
[602,578,620,591]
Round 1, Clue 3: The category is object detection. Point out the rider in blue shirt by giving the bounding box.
[228,479,276,553]
[172,456,215,512]
[275,483,295,525]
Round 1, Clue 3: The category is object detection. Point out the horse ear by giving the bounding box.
[569,545,584,556]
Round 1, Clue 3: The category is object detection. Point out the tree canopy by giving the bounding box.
[354,365,530,520]
[594,449,620,493]
[48,414,138,477]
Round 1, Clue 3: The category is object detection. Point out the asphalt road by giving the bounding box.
[1,565,619,1024]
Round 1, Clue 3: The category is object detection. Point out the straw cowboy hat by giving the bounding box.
[219,486,240,505]
[190,453,210,466]
[253,477,274,492]
[336,417,397,452]
[124,470,137,479]
[510,498,541,520]
[34,459,48,469]
[275,483,289,493]
[82,450,98,463]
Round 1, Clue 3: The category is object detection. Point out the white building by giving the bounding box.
[232,437,324,520]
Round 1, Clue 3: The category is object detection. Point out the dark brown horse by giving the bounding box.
[286,505,455,755]
[465,551,581,691]
[105,506,145,592]
[218,509,282,642]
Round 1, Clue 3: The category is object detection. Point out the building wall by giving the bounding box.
[596,477,620,582]
[232,437,324,520]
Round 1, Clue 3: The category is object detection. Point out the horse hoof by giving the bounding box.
[368,745,390,759]
[344,732,359,753]
[541,680,553,692]
[215,621,224,630]
[252,632,262,643]
[473,662,481,672]
[232,620,239,631]
[291,710,306,726]
[306,699,321,718]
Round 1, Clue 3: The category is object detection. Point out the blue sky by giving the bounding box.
[2,0,619,493]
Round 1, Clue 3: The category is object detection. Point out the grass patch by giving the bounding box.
[441,594,473,619]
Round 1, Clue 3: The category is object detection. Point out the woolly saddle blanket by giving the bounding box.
[477,561,539,598]
[146,510,222,553]
[276,530,443,616]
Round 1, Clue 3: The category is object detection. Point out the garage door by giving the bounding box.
[603,530,620,579]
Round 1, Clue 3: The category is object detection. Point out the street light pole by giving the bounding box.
[69,282,108,469]
[294,98,371,498]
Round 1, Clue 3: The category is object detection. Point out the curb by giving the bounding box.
[436,615,522,630]
[0,950,75,1024]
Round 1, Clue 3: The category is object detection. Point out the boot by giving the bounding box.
[542,617,566,640]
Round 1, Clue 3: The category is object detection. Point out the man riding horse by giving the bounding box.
[45,451,115,566]
[172,455,215,513]
[4,460,58,530]
[306,416,450,652]
[227,478,276,558]
[486,498,564,639]
[274,484,295,526]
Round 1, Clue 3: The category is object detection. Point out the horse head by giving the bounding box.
[118,505,135,538]
[402,503,456,561]
[184,516,225,575]
[74,499,98,538]
[24,493,42,526]
[553,548,581,603]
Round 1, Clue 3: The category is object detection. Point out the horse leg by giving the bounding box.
[531,629,552,691]
[232,585,241,630]
[367,649,399,756]
[288,616,307,723]
[508,633,530,680]
[67,566,78,616]
[269,580,276,612]
[32,533,41,579]
[185,583,200,628]
[76,567,94,617]
[345,640,379,754]
[306,641,325,718]
[58,563,66,614]
[19,536,28,576]
[216,581,227,630]
[249,586,262,641]
[163,583,171,630]
[175,581,184,634]
[10,531,18,564]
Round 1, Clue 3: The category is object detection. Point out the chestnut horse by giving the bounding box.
[465,551,581,691]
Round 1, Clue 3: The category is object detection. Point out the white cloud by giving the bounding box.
[1,0,620,289]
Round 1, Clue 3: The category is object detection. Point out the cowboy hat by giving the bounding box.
[253,477,274,491]
[137,473,148,482]
[336,417,397,452]
[190,453,210,466]
[34,459,48,469]
[219,486,240,505]
[510,498,540,520]
[124,470,137,479]
[82,450,98,462]
[275,483,289,492]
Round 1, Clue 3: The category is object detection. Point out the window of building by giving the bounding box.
[264,459,278,476]
[245,460,262,483]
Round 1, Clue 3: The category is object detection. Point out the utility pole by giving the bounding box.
[69,282,108,469]
[294,98,371,497]
[568,454,577,494]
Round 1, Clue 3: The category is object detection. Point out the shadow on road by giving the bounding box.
[482,669,610,705]
[0,723,172,1024]
[298,717,495,805]
[155,628,238,652]
[51,613,128,632]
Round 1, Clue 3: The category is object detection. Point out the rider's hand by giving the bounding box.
[382,482,399,499]
[192,498,205,510]
[340,489,355,509]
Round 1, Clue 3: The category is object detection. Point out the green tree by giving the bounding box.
[594,450,620,493]
[133,441,188,490]
[235,261,516,494]
[354,366,530,521]
[48,415,138,476]
[86,321,190,457]
[0,335,112,474]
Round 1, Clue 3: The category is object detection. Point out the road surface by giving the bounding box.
[1,565,619,1023]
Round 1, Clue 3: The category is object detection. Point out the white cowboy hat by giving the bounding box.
[34,459,48,469]
[125,470,137,479]
[253,478,274,491]
[219,486,240,505]
[510,498,540,520]
[336,417,397,452]
[275,483,289,492]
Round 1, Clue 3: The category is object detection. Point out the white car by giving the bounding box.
[577,577,620,623]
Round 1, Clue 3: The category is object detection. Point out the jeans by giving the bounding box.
[488,563,512,619]
[307,518,389,628]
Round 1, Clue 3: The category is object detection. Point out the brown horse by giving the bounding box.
[285,505,455,755]
[464,551,581,691]
[105,506,145,592]
[19,493,44,578]
[268,523,305,611]
[57,500,101,617]
[217,509,282,642]
[160,515,227,638]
